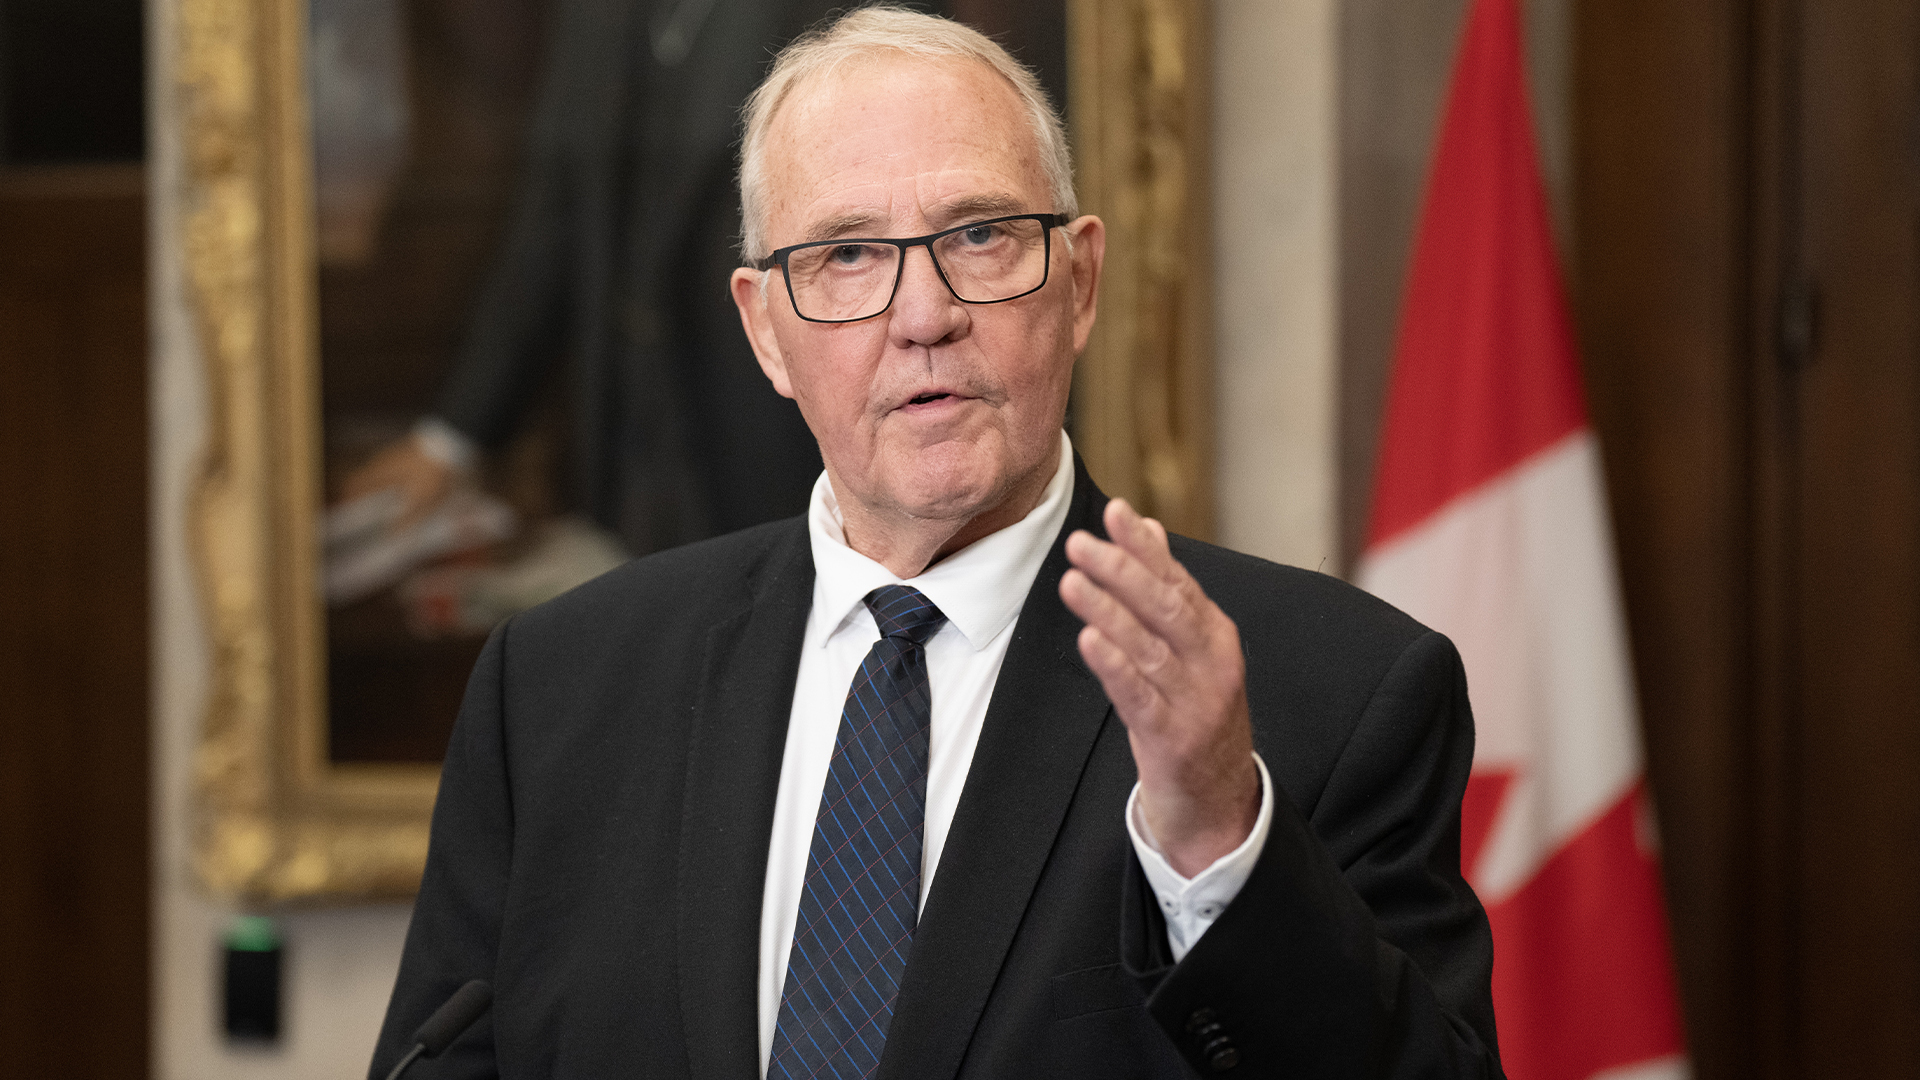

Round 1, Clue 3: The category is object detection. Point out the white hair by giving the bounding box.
[737,5,1077,263]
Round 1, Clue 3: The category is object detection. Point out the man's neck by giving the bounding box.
[834,466,1057,579]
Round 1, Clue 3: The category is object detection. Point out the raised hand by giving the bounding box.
[1059,498,1260,877]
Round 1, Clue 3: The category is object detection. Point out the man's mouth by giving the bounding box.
[894,384,986,415]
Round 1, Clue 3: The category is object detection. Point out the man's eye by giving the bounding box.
[829,244,874,265]
[958,224,1000,246]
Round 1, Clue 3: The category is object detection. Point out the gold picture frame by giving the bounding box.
[177,0,1211,903]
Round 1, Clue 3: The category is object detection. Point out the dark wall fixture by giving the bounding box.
[0,0,145,164]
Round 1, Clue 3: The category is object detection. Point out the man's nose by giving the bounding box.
[887,244,967,344]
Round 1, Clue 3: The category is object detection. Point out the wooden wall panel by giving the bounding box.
[1791,0,1920,1072]
[1574,4,1756,1076]
[1579,0,1920,1076]
[0,166,150,1080]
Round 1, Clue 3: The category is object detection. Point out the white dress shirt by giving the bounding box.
[754,431,1274,1070]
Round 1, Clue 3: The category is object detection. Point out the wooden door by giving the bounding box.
[1776,0,1920,1072]
[1578,0,1920,1076]
[0,167,150,1078]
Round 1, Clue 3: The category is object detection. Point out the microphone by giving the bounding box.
[383,979,493,1080]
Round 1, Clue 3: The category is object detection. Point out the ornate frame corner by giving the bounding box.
[178,0,436,904]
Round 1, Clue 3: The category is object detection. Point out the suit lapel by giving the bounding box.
[877,462,1114,1080]
[675,522,814,1080]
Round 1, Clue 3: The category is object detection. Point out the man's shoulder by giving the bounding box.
[1172,534,1423,635]
[508,515,810,643]
[1169,533,1438,693]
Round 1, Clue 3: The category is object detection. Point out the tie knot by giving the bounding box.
[865,585,946,644]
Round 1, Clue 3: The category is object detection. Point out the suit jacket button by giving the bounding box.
[1187,1010,1237,1070]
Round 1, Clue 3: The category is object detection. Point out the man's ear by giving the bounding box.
[1065,215,1106,355]
[731,267,795,399]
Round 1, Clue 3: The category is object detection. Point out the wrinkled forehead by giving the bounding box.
[758,53,1049,240]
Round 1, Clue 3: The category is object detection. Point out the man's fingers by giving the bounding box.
[1075,623,1167,726]
[1061,565,1222,735]
[1060,567,1179,679]
[1064,527,1211,655]
[1103,498,1178,579]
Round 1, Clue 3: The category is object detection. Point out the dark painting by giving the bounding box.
[312,0,1067,763]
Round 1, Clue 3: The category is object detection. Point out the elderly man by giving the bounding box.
[372,8,1502,1079]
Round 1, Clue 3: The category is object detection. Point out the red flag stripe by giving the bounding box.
[1357,0,1691,1075]
[1460,769,1516,877]
[1482,783,1687,1080]
[1366,0,1587,549]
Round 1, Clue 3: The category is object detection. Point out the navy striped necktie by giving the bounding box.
[768,585,946,1080]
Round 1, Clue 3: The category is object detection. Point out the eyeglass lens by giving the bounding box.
[784,218,1051,321]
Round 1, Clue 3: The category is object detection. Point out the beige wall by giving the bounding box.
[1212,0,1341,571]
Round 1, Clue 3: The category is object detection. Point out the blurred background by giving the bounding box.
[2,0,1915,1077]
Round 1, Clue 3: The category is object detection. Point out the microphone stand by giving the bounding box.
[384,979,493,1080]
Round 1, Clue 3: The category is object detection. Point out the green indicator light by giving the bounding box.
[226,915,281,953]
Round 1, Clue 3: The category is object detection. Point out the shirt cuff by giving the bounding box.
[412,416,481,473]
[1124,752,1274,963]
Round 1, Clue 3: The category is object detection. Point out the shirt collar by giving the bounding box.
[806,430,1075,652]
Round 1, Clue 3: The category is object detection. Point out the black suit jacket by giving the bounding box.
[372,462,1504,1078]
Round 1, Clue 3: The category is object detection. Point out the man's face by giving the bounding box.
[733,55,1103,535]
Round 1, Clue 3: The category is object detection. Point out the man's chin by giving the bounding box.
[885,461,1052,537]
[889,481,1004,526]
[842,435,1053,532]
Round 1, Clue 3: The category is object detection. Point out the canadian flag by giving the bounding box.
[1352,1,1689,1078]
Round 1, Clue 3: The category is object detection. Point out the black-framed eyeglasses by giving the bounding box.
[754,213,1070,324]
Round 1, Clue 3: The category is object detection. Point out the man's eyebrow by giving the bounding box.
[803,212,886,244]
[797,195,1037,245]
[926,194,1029,228]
